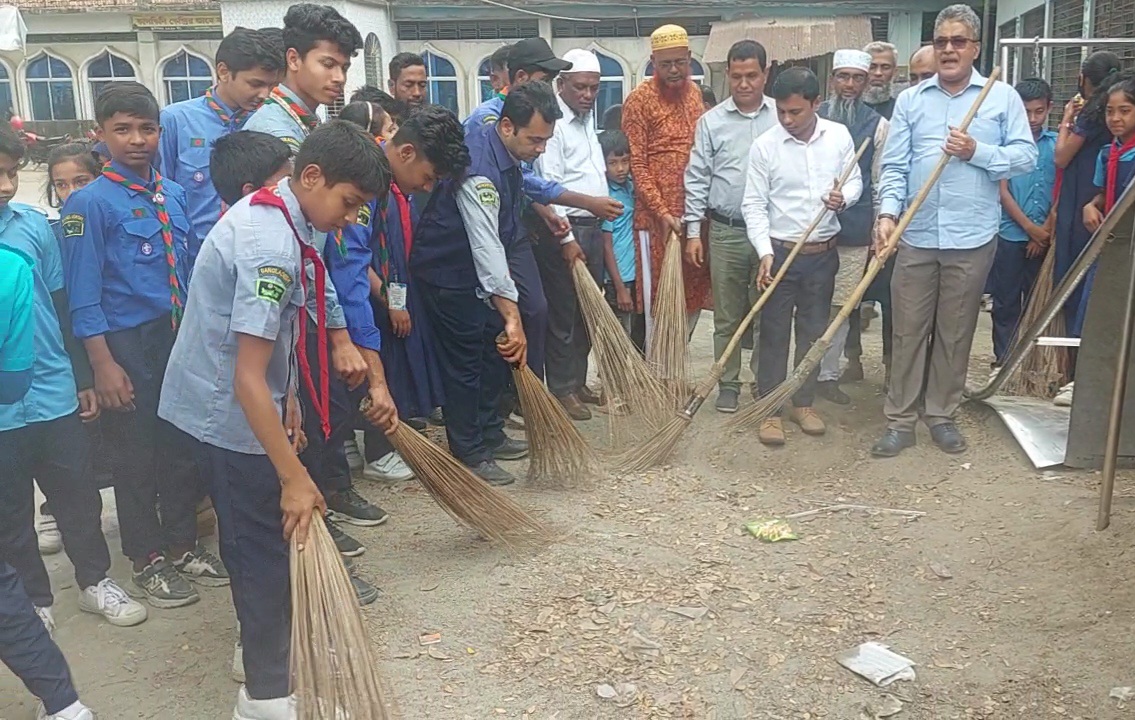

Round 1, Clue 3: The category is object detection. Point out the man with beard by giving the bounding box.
[388,52,428,108]
[622,24,708,339]
[682,40,776,413]
[863,41,898,119]
[815,50,890,404]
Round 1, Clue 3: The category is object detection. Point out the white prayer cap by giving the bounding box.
[562,48,601,74]
[832,49,871,73]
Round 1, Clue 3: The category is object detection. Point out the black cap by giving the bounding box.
[507,37,572,75]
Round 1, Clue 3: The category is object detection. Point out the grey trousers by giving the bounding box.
[708,220,760,391]
[884,240,997,432]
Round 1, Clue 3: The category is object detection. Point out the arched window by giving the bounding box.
[644,58,706,84]
[88,51,136,101]
[26,54,76,121]
[595,51,624,130]
[162,51,213,105]
[364,33,381,88]
[477,57,494,103]
[423,51,458,114]
[0,64,13,119]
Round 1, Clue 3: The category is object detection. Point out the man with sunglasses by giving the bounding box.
[871,3,1036,459]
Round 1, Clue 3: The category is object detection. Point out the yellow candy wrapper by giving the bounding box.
[745,518,799,542]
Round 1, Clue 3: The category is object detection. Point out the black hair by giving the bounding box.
[349,86,409,125]
[771,66,821,103]
[490,44,512,72]
[389,104,470,180]
[726,40,768,71]
[45,142,100,208]
[338,100,389,136]
[0,123,24,164]
[1108,76,1135,110]
[501,80,562,128]
[1080,52,1125,125]
[389,52,425,82]
[700,84,717,107]
[216,27,285,75]
[599,129,629,159]
[282,3,362,60]
[210,131,292,206]
[94,81,159,125]
[1015,77,1052,104]
[295,120,390,198]
[601,103,623,131]
[257,27,286,65]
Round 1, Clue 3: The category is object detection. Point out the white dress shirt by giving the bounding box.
[534,94,609,229]
[741,117,863,259]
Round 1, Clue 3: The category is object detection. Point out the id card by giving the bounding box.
[388,282,407,310]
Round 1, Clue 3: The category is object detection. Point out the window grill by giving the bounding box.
[396,20,539,41]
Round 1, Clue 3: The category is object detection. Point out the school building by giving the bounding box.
[4,0,980,133]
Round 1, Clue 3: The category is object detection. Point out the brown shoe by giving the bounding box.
[788,405,826,436]
[758,417,786,446]
[577,384,601,405]
[557,393,591,421]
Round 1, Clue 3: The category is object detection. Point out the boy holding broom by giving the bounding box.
[159,121,396,720]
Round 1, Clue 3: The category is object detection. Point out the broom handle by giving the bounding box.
[812,67,1002,348]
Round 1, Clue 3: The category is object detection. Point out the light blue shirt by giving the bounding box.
[601,179,635,283]
[999,129,1057,242]
[878,71,1037,249]
[0,203,78,430]
[0,244,34,404]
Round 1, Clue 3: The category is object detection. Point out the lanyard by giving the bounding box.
[204,87,248,128]
[249,186,331,440]
[390,182,413,258]
[264,87,319,133]
[1106,135,1135,213]
[100,165,182,329]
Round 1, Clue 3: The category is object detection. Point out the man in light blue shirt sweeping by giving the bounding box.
[871,3,1037,458]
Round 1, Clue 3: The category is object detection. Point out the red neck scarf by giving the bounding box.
[249,186,331,440]
[1106,134,1135,212]
[389,182,413,258]
[265,86,319,132]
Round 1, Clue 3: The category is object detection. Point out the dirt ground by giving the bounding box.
[5,168,1135,719]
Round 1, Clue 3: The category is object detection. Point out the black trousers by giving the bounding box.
[0,561,78,713]
[757,245,839,409]
[499,236,549,418]
[419,283,507,465]
[533,220,604,397]
[858,252,896,364]
[196,442,290,700]
[103,315,199,561]
[990,235,1042,364]
[0,413,111,606]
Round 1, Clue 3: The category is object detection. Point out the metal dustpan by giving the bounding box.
[978,395,1069,469]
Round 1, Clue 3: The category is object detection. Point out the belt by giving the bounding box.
[709,210,745,229]
[568,216,600,227]
[771,236,837,255]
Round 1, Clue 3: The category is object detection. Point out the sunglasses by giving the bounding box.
[933,36,978,51]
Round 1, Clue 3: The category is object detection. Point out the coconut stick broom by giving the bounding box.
[1001,227,1069,397]
[501,335,602,488]
[614,138,870,473]
[290,517,393,720]
[648,231,691,407]
[570,259,669,432]
[361,401,550,547]
[728,67,1004,431]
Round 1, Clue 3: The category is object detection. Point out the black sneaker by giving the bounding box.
[492,436,529,461]
[131,556,200,609]
[841,359,865,383]
[324,514,365,557]
[407,416,429,432]
[470,460,517,486]
[173,545,230,587]
[715,388,739,413]
[327,488,390,527]
[343,560,380,606]
[815,381,851,405]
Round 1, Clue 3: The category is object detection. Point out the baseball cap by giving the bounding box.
[507,38,572,75]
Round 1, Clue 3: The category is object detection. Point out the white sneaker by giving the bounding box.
[35,605,55,636]
[36,514,63,555]
[233,685,295,720]
[362,451,414,482]
[232,641,245,683]
[36,700,95,720]
[344,438,364,472]
[79,578,147,627]
[1054,381,1075,407]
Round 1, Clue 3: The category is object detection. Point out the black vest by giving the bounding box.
[819,100,882,246]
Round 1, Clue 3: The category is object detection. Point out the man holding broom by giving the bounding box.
[741,66,862,447]
[871,3,1036,458]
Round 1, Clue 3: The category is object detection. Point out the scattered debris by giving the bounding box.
[419,632,442,646]
[744,518,799,542]
[928,562,953,579]
[595,682,637,707]
[666,606,709,620]
[730,667,749,691]
[861,694,904,718]
[837,642,917,687]
[1111,686,1135,702]
[785,504,927,521]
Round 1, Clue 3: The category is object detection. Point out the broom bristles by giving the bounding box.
[513,363,602,488]
[1002,243,1069,397]
[727,338,832,430]
[613,413,691,474]
[386,422,550,547]
[291,518,393,720]
[648,234,690,406]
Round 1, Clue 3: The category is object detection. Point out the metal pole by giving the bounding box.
[1098,228,1135,530]
[982,0,993,75]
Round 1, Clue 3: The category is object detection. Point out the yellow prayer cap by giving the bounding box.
[650,24,689,52]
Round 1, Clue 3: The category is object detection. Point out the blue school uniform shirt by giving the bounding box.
[0,203,78,430]
[159,90,248,251]
[1092,139,1135,195]
[0,243,36,404]
[463,94,567,206]
[601,178,636,283]
[60,161,195,339]
[999,129,1057,242]
[330,198,382,352]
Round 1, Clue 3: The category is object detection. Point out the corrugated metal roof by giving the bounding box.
[703,15,874,64]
